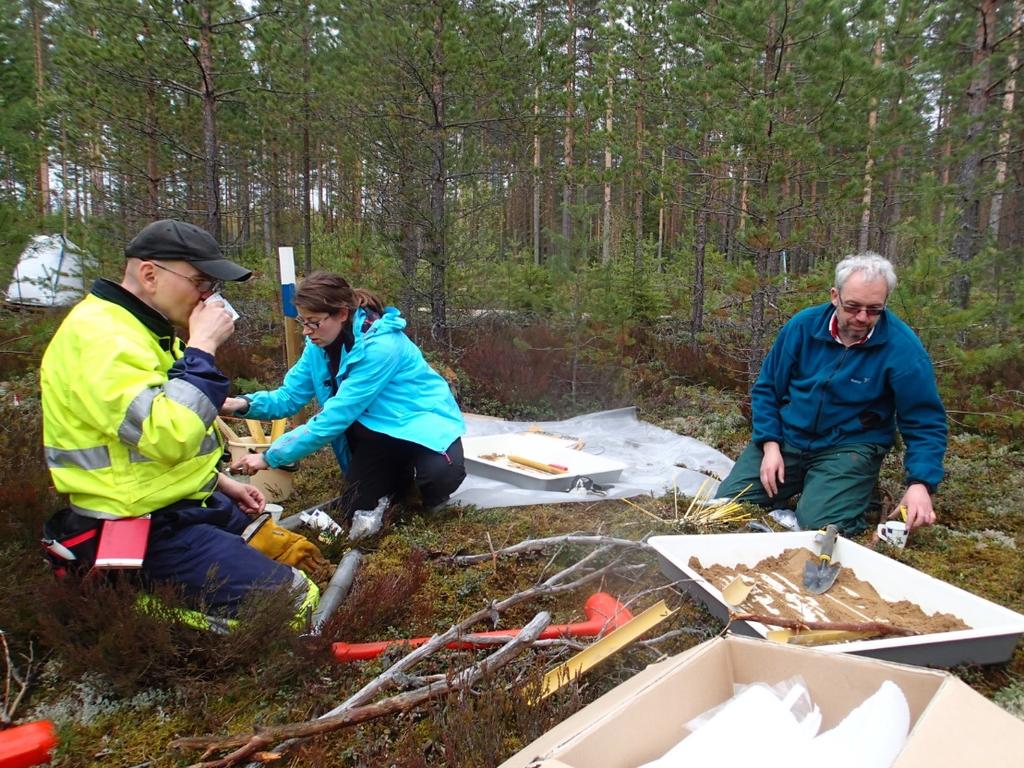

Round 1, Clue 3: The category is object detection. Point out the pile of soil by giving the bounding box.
[690,547,970,635]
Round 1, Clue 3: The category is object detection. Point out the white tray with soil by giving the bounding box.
[651,531,1024,667]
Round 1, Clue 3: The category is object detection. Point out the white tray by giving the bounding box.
[650,532,1024,667]
[463,433,625,492]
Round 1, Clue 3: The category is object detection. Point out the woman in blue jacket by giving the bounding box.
[224,272,465,521]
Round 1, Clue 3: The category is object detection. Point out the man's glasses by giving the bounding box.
[151,262,222,294]
[838,298,886,317]
[294,315,328,331]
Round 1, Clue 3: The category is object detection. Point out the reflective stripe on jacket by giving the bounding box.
[41,287,225,518]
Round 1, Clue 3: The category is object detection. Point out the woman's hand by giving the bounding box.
[221,396,249,415]
[231,452,269,477]
[218,472,266,516]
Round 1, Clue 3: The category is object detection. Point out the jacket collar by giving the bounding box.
[91,278,177,351]
[809,301,890,347]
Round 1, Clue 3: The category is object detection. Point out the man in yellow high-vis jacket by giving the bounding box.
[40,220,318,621]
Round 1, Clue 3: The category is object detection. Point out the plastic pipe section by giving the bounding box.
[0,720,58,768]
[310,550,362,634]
[332,592,633,662]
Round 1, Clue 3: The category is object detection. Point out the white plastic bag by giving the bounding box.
[348,496,390,540]
[800,681,910,768]
[639,678,821,768]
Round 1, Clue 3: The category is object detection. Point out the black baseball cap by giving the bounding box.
[124,220,251,282]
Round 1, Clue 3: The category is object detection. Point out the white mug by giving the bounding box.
[204,292,240,321]
[876,520,908,548]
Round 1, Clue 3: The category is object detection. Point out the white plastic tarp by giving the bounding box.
[4,234,91,307]
[451,407,735,509]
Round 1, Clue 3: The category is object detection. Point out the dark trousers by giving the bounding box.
[339,423,466,517]
[717,441,887,535]
[142,492,295,614]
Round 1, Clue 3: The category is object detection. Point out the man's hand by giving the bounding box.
[759,441,785,498]
[221,396,249,415]
[187,300,235,355]
[896,483,935,531]
[231,452,269,476]
[218,472,266,516]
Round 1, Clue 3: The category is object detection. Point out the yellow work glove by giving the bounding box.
[242,514,332,584]
[279,538,335,587]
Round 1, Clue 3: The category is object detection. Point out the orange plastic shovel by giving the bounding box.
[332,592,633,662]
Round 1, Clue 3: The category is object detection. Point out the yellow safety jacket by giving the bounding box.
[41,284,224,519]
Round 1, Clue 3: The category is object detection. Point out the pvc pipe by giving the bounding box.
[332,592,633,662]
[310,550,362,634]
[0,720,57,768]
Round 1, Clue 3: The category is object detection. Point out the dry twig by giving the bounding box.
[1,630,35,726]
[728,613,920,637]
[175,542,644,765]
[450,532,650,565]
[171,613,552,766]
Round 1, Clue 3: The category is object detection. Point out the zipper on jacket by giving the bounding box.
[811,345,850,439]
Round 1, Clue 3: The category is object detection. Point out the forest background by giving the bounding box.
[2,0,1024,765]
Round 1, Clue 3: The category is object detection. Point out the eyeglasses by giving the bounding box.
[837,298,886,317]
[294,314,329,331]
[150,262,222,294]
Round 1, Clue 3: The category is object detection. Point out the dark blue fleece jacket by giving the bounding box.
[750,302,947,491]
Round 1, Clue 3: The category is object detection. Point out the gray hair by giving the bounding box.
[834,252,897,294]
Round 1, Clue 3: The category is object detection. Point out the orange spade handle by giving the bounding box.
[0,720,58,768]
[332,592,632,662]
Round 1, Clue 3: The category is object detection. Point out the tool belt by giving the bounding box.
[41,508,103,578]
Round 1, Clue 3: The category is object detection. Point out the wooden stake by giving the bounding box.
[245,419,267,443]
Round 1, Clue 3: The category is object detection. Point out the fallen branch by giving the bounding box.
[1,630,35,725]
[450,532,650,565]
[177,545,644,765]
[322,549,633,717]
[728,613,920,637]
[171,612,552,767]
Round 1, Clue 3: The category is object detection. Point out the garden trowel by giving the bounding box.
[802,524,840,594]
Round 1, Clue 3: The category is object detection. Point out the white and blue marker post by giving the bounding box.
[277,246,304,368]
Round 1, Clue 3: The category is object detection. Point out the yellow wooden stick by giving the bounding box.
[245,419,267,444]
[269,419,286,442]
[214,417,240,443]
[507,454,563,474]
[535,601,676,701]
[684,478,710,520]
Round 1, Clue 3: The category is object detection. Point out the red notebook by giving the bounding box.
[93,517,151,569]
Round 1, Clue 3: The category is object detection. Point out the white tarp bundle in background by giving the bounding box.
[4,234,92,307]
[451,407,736,509]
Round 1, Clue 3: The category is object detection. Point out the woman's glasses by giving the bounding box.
[294,315,327,331]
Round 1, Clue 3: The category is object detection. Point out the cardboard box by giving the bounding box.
[500,636,1024,768]
[650,532,1024,666]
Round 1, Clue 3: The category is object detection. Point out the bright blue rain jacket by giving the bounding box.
[750,303,947,491]
[245,307,464,471]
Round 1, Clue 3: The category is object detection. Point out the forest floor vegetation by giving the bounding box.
[0,304,1022,766]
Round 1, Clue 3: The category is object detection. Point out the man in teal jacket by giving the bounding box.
[716,253,947,535]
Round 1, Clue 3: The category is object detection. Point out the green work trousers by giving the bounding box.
[717,441,888,535]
